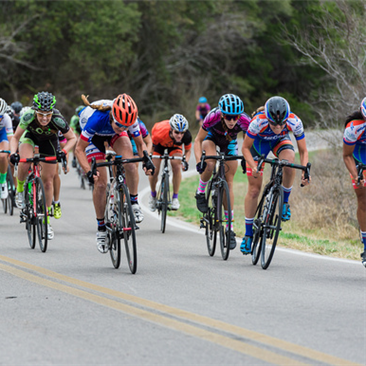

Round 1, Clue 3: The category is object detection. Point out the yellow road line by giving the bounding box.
[0,255,361,366]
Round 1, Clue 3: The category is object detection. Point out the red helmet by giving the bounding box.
[112,94,138,127]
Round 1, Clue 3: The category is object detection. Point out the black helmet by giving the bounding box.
[33,91,56,111]
[11,101,23,114]
[264,96,290,125]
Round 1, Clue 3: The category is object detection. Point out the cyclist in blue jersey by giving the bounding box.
[195,96,211,126]
[194,94,250,249]
[75,94,154,254]
[0,98,14,199]
[240,96,311,255]
[343,97,366,267]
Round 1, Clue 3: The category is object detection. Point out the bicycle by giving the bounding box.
[199,150,245,260]
[251,155,311,270]
[151,153,186,233]
[91,152,148,274]
[17,155,58,253]
[0,150,15,216]
[356,162,366,186]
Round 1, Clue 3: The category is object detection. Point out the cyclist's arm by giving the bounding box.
[132,134,148,157]
[10,125,25,155]
[343,143,359,182]
[75,138,91,174]
[194,127,208,163]
[61,129,77,155]
[296,137,311,185]
[195,110,201,121]
[143,134,153,154]
[241,134,257,172]
[184,148,192,164]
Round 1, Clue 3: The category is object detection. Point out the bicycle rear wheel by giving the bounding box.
[119,185,137,274]
[261,187,283,269]
[35,177,48,253]
[159,173,169,233]
[106,184,121,269]
[205,180,217,256]
[24,181,36,249]
[218,180,232,261]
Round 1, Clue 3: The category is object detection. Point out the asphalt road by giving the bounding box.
[0,152,365,366]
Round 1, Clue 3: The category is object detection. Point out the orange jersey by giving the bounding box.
[151,120,192,149]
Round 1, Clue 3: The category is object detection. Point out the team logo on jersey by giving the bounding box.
[23,111,33,122]
[53,117,67,129]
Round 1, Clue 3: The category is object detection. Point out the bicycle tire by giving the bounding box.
[6,170,14,216]
[251,189,268,265]
[119,185,137,274]
[160,172,169,233]
[24,181,36,249]
[261,187,284,269]
[205,180,217,256]
[106,183,121,269]
[218,180,232,261]
[35,177,48,253]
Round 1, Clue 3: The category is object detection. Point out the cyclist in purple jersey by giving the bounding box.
[195,96,211,126]
[240,96,310,255]
[343,97,366,267]
[194,93,250,250]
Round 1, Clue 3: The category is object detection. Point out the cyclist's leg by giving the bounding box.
[274,136,295,220]
[170,147,183,197]
[0,139,9,198]
[148,145,163,193]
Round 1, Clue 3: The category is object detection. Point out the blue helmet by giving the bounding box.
[218,94,244,115]
[169,113,189,132]
[361,97,366,119]
[198,96,207,104]
[264,96,290,125]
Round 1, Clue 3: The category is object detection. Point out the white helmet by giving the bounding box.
[169,113,189,132]
[0,98,8,115]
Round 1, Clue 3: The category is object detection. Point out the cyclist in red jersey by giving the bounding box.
[148,114,191,211]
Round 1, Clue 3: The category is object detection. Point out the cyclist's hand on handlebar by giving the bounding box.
[300,172,311,186]
[10,153,19,165]
[56,149,67,163]
[86,170,98,184]
[196,161,206,174]
[142,150,155,176]
[182,161,189,172]
[241,158,246,174]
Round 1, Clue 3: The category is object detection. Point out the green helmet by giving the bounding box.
[75,105,84,116]
[33,91,56,111]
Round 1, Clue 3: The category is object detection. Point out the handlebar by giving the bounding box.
[19,156,57,164]
[151,154,186,162]
[200,150,245,169]
[0,150,10,154]
[91,155,147,176]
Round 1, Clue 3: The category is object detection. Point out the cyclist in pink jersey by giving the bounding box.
[194,93,250,250]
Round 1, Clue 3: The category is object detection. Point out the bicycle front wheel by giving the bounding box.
[218,180,232,261]
[261,187,284,269]
[35,177,48,253]
[6,170,14,216]
[119,185,137,274]
[205,180,217,256]
[159,172,169,233]
[24,181,36,249]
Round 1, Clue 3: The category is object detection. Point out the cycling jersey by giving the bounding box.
[152,120,192,156]
[0,114,14,142]
[197,103,211,119]
[202,107,249,155]
[343,118,366,164]
[130,118,149,156]
[79,99,141,143]
[70,114,81,135]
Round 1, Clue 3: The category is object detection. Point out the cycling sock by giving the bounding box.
[197,179,209,194]
[53,200,60,205]
[17,179,25,193]
[224,210,234,230]
[282,186,292,203]
[0,172,6,184]
[151,191,157,198]
[173,193,178,199]
[130,194,138,205]
[245,217,254,237]
[361,230,366,250]
[97,218,106,231]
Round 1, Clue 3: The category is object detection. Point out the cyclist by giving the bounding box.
[195,96,211,126]
[74,94,154,254]
[148,114,191,211]
[343,97,366,267]
[194,94,250,250]
[70,105,84,168]
[241,96,310,255]
[9,91,76,239]
[10,101,23,131]
[0,98,14,199]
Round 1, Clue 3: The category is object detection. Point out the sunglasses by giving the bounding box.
[36,111,53,117]
[112,114,126,129]
[268,120,287,126]
[173,130,185,135]
[223,114,240,121]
